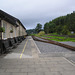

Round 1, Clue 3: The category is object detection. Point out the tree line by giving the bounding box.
[27,12,75,35]
[26,23,42,34]
[44,12,75,35]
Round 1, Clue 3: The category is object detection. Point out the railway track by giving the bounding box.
[32,36,75,51]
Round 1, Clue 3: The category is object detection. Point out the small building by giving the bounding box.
[0,10,27,39]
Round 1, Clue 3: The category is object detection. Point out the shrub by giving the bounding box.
[38,31,45,36]
[0,27,5,32]
[10,30,13,33]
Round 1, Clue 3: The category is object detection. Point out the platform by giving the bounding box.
[0,36,75,75]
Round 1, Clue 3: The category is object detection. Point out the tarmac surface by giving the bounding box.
[0,36,75,75]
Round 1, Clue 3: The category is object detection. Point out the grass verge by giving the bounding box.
[32,34,75,42]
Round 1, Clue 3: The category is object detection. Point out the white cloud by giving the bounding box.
[0,0,75,29]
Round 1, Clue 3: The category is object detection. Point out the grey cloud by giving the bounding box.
[0,0,75,29]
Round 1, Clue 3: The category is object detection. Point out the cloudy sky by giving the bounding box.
[0,0,75,29]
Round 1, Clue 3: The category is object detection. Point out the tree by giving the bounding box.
[56,25,62,34]
[26,29,36,35]
[61,25,69,35]
[42,12,75,35]
[49,23,56,33]
[44,22,49,34]
[68,13,75,32]
[35,23,42,33]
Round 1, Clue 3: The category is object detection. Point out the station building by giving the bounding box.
[0,10,27,39]
[0,10,27,53]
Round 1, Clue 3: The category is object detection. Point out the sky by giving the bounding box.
[0,0,75,29]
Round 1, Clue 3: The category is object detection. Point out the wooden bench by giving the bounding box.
[2,39,13,53]
[0,40,2,53]
[22,36,25,40]
[17,37,22,43]
[9,38,17,48]
[14,37,20,45]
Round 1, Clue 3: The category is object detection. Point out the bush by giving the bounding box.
[0,27,5,32]
[10,30,13,33]
[38,31,45,36]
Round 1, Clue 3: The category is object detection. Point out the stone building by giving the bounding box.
[0,10,27,40]
[0,10,27,53]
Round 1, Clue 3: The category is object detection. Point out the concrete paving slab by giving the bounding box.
[0,36,75,75]
[12,73,27,75]
[0,58,75,75]
[0,73,12,75]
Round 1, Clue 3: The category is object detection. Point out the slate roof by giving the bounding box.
[0,10,26,30]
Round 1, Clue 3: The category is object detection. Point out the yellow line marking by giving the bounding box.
[20,39,28,59]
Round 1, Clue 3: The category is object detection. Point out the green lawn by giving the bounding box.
[33,34,75,42]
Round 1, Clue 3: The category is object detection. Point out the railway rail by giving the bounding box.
[32,36,75,51]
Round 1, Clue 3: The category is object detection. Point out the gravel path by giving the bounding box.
[35,41,72,53]
[60,41,75,47]
[35,40,75,63]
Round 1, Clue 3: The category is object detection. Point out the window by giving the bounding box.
[10,25,13,38]
[3,22,7,39]
[14,27,16,37]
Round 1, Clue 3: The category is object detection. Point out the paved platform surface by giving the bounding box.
[0,36,75,75]
[35,41,75,63]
